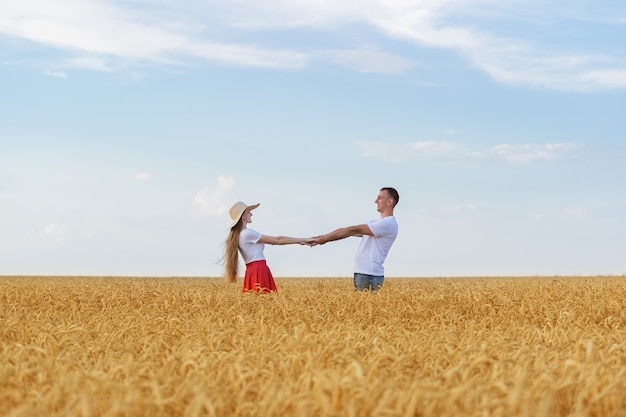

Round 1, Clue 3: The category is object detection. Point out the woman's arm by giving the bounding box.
[258,235,315,245]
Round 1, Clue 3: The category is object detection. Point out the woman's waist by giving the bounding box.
[245,259,267,266]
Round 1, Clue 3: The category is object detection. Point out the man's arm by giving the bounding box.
[315,224,372,245]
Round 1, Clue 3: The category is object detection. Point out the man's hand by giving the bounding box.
[306,235,326,246]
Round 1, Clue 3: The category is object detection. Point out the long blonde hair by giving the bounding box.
[224,217,244,283]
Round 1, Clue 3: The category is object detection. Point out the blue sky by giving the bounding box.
[1,0,625,277]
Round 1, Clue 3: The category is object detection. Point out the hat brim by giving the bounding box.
[229,203,260,228]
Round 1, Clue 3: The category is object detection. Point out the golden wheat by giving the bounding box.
[2,276,626,417]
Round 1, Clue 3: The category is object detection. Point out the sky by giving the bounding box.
[1,0,625,278]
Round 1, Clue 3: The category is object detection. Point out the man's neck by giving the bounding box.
[380,210,394,218]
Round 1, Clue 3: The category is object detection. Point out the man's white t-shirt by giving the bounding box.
[239,228,265,264]
[353,216,398,276]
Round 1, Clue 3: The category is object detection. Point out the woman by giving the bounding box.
[224,201,313,293]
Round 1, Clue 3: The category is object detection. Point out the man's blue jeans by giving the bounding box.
[354,273,384,292]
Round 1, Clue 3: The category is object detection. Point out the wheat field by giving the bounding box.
[2,276,626,417]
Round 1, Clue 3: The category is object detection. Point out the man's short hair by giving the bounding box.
[381,187,399,207]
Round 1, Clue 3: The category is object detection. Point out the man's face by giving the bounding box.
[375,190,390,212]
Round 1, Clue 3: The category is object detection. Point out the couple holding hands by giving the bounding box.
[224,187,399,293]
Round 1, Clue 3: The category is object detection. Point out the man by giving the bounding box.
[314,187,399,291]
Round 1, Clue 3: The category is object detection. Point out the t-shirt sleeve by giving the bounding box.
[368,218,396,237]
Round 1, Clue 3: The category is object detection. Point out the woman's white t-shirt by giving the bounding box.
[353,216,398,276]
[239,228,265,264]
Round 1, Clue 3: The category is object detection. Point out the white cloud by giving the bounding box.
[0,0,308,71]
[359,140,577,164]
[43,70,67,78]
[65,56,116,72]
[323,44,419,74]
[557,199,626,220]
[192,175,235,217]
[1,0,625,91]
[197,0,372,29]
[579,69,626,90]
[45,223,66,240]
[134,172,151,180]
[489,143,577,164]
[370,1,626,92]
[203,0,626,91]
[357,140,483,162]
[465,45,626,92]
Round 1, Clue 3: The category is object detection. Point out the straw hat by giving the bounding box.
[229,201,260,228]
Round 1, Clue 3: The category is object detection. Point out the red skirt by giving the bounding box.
[242,260,277,294]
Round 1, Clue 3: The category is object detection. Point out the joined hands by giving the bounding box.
[299,237,324,246]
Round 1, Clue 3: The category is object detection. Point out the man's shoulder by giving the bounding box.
[373,215,397,224]
[368,216,398,236]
